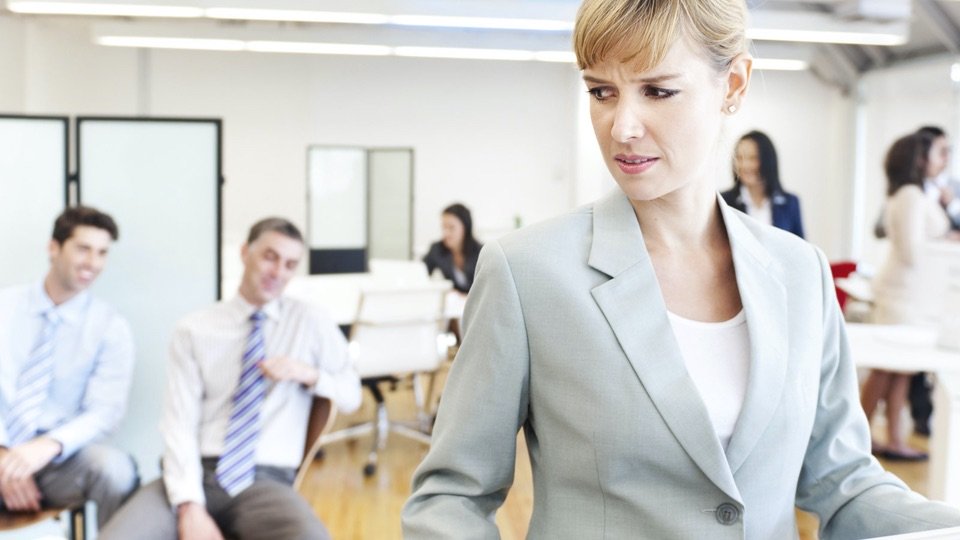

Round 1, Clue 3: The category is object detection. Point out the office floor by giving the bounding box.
[297,379,931,540]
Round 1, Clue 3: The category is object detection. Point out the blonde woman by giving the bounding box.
[403,0,960,537]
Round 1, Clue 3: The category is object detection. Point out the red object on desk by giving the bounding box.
[830,261,858,311]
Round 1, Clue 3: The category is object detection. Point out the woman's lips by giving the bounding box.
[614,154,659,174]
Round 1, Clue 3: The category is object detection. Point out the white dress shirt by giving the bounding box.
[161,294,361,507]
[739,185,773,226]
[0,282,135,461]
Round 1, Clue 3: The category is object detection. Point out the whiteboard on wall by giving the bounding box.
[0,116,67,287]
[308,146,367,249]
[78,117,221,480]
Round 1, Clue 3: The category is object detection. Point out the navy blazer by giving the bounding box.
[422,241,480,293]
[720,187,805,239]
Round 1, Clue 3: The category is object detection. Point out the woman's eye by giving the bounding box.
[644,86,679,99]
[587,87,614,101]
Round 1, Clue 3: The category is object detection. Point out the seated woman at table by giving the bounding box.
[862,132,951,461]
[423,203,482,294]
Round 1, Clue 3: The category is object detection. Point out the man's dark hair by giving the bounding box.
[52,206,119,245]
[247,217,304,244]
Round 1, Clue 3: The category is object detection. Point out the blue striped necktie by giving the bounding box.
[216,310,267,497]
[7,309,61,446]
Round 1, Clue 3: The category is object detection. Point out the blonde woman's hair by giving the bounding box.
[573,0,747,72]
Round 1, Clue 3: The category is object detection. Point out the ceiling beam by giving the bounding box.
[914,0,960,55]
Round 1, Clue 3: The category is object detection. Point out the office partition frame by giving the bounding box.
[0,113,70,205]
[75,116,223,298]
[306,144,416,274]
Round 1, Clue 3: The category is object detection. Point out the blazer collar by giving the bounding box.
[588,193,788,501]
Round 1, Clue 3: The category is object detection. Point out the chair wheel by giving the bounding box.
[363,463,377,477]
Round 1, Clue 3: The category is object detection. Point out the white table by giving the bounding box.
[846,323,960,505]
[283,273,463,326]
[867,526,960,539]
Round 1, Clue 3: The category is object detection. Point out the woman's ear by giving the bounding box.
[723,53,752,114]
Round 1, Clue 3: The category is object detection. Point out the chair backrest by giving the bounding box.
[830,260,858,311]
[349,282,451,378]
[293,396,337,491]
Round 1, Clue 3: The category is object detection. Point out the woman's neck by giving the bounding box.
[632,187,722,252]
[744,183,766,207]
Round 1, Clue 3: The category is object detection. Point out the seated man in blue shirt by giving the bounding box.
[0,206,138,527]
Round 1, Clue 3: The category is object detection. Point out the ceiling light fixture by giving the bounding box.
[96,35,244,50]
[389,15,573,32]
[247,40,391,56]
[8,1,203,17]
[747,28,907,46]
[205,8,389,25]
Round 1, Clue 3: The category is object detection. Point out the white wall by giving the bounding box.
[724,69,855,259]
[858,56,960,270]
[0,17,25,111]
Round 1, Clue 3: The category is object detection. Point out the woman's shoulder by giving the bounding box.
[891,184,925,200]
[493,204,593,262]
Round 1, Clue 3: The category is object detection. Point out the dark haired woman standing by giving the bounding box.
[722,130,804,238]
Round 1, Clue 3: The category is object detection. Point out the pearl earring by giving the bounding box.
[727,105,737,113]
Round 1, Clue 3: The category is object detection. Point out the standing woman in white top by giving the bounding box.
[721,130,805,238]
[403,0,960,537]
[861,132,951,461]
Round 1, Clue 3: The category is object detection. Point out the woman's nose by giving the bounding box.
[610,100,645,143]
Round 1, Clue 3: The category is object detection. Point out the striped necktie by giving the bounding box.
[216,310,267,497]
[7,309,61,446]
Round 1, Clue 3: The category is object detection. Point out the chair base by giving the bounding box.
[323,402,431,476]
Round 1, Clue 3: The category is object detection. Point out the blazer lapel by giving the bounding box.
[588,192,742,503]
[718,200,789,474]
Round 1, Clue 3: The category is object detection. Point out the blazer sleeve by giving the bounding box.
[795,246,960,539]
[422,242,442,276]
[402,240,531,539]
[789,194,805,239]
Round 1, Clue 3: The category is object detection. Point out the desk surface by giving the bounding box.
[846,323,960,373]
[866,526,960,539]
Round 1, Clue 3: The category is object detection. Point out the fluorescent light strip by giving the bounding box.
[247,41,391,56]
[96,36,244,50]
[395,46,534,61]
[747,28,906,46]
[206,8,389,25]
[751,58,809,71]
[389,15,573,32]
[95,36,804,69]
[8,1,202,17]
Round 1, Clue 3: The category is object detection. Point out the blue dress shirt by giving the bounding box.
[0,282,135,462]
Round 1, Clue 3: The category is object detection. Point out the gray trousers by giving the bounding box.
[16,444,140,528]
[99,459,329,540]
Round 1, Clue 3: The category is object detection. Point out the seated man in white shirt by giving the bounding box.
[100,217,361,540]
[0,206,138,527]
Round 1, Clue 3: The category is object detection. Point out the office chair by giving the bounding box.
[293,396,338,491]
[323,282,452,476]
[0,505,86,540]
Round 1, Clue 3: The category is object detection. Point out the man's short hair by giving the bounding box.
[52,206,119,245]
[246,217,304,244]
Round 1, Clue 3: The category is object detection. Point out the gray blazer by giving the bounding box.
[402,192,960,539]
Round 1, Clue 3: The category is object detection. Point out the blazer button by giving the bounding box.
[715,503,740,525]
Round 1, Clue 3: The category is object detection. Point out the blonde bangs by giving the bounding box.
[573,0,747,72]
[573,0,683,71]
